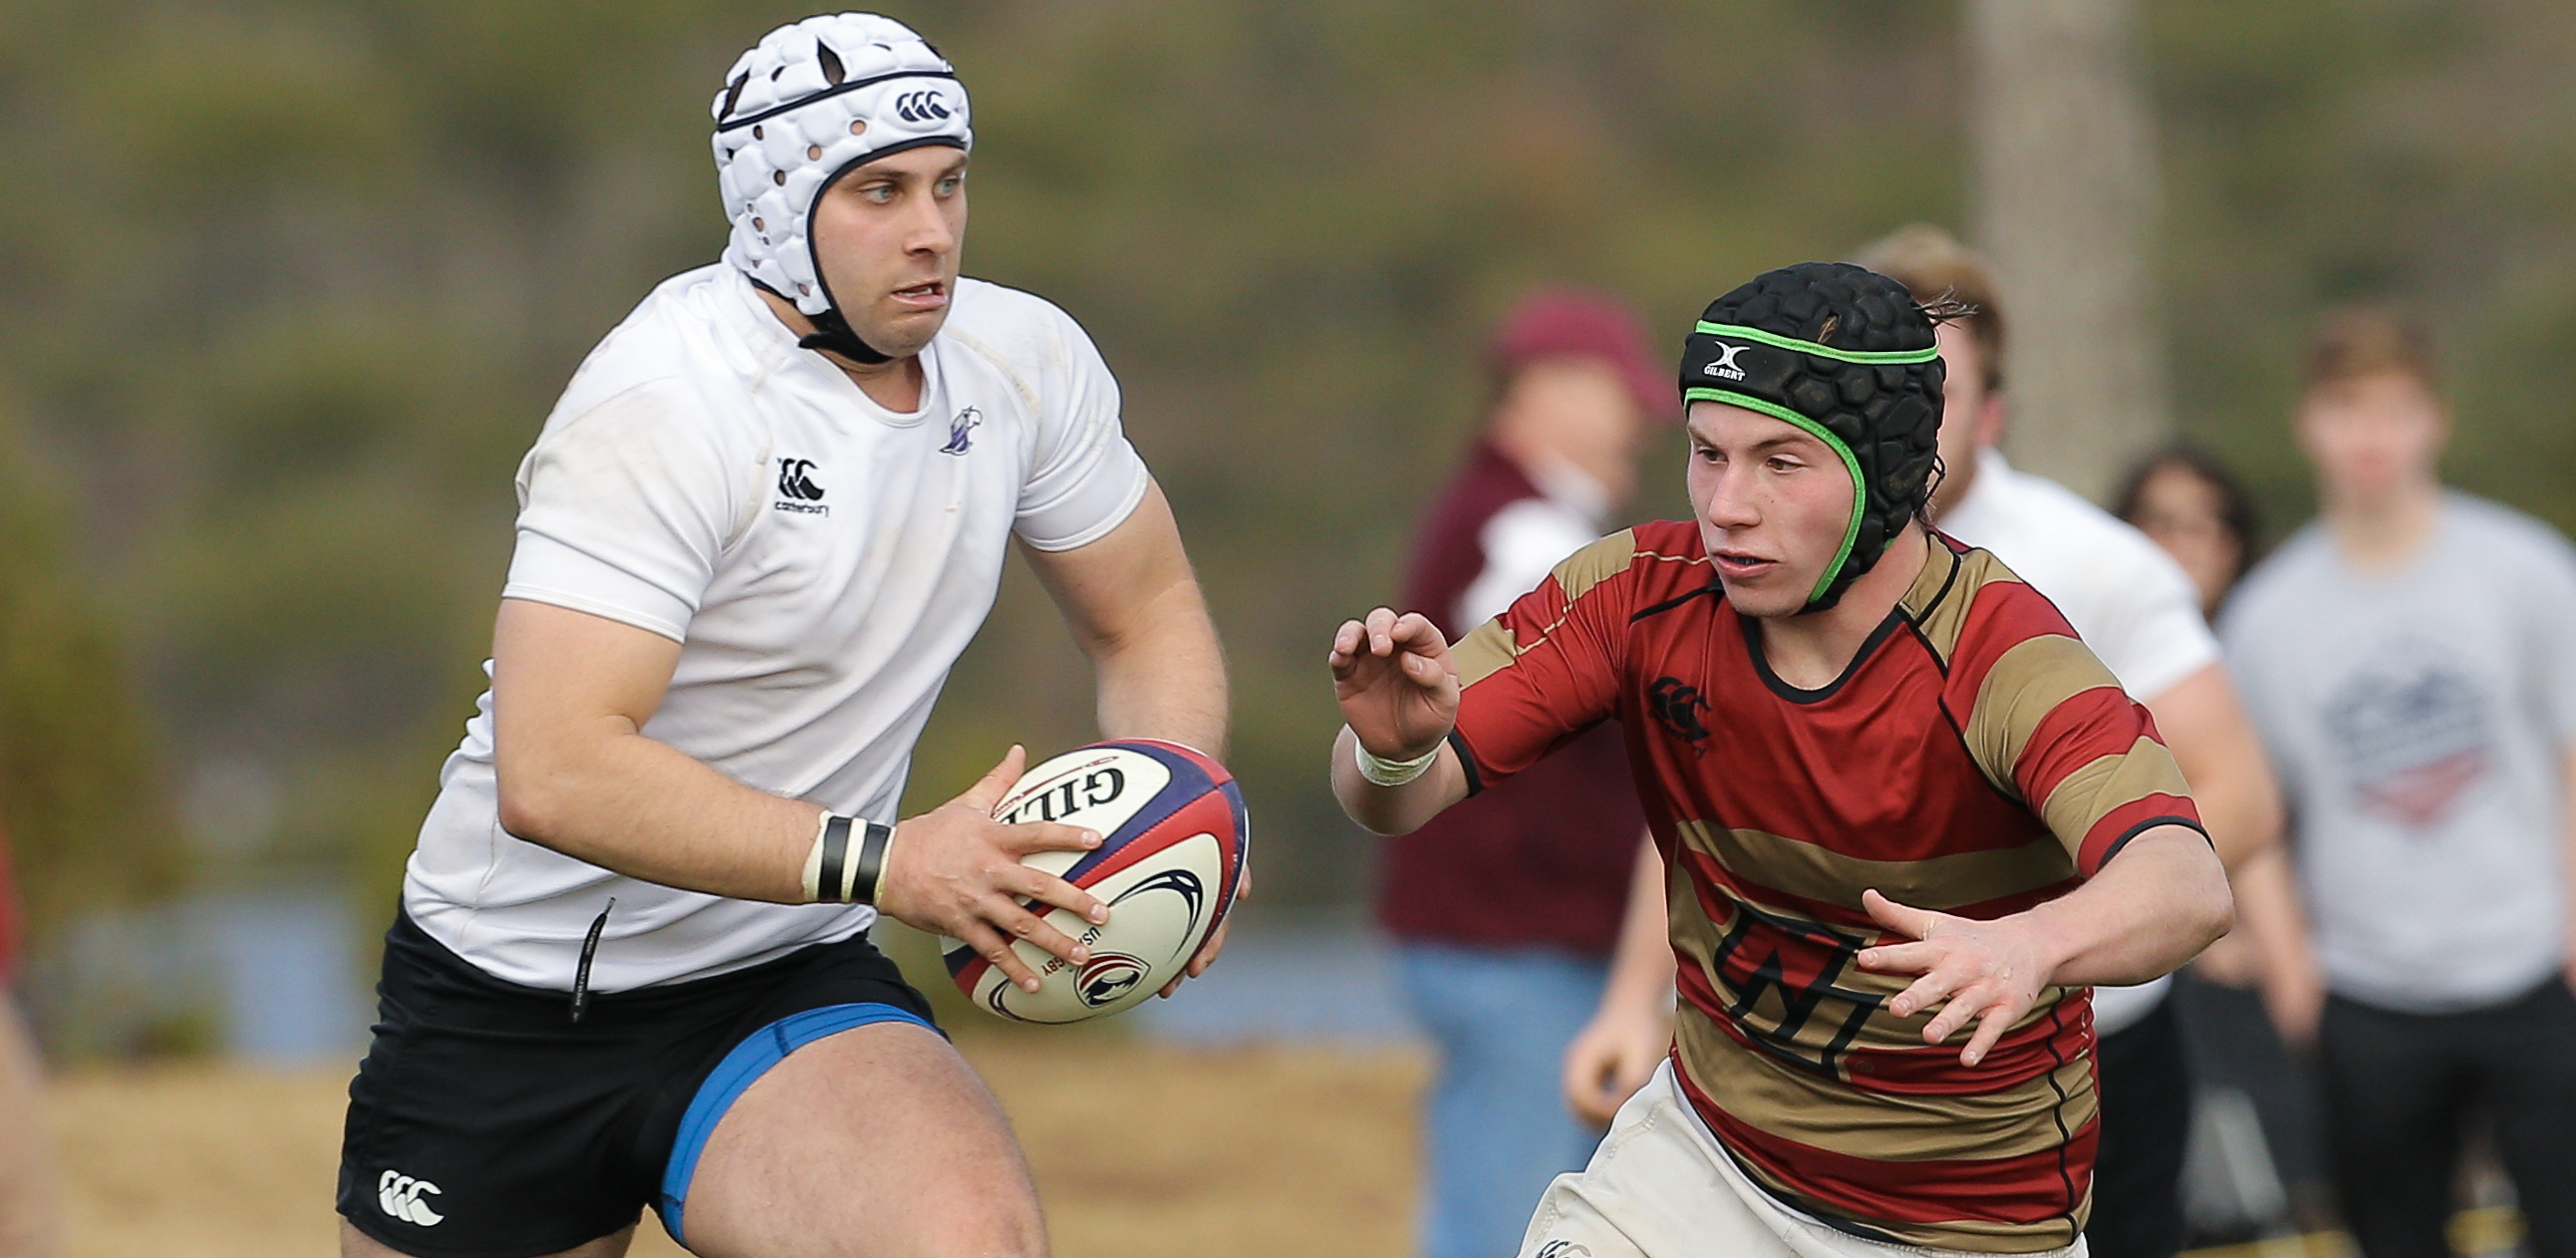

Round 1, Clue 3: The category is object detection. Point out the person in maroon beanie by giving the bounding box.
[1381,290,1672,1258]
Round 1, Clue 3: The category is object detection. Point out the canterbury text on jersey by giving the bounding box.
[405,264,1150,991]
[1446,521,2204,1252]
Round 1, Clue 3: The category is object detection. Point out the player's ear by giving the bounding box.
[1978,388,2009,450]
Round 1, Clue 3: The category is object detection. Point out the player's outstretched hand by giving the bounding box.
[1855,888,2052,1068]
[877,746,1109,995]
[1562,998,1670,1126]
[1328,607,1461,760]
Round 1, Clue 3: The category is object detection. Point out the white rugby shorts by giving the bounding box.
[1518,1060,2089,1258]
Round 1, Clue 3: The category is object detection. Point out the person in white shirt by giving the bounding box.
[1558,226,2286,1258]
[336,16,1228,1258]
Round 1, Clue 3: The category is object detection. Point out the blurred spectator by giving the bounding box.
[2221,306,2576,1258]
[2117,448,2330,1240]
[0,826,59,1258]
[1860,225,2286,1258]
[2115,449,2261,620]
[2113,450,2307,1004]
[1380,290,1669,1258]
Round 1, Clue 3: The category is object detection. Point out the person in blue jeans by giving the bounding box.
[1377,291,1671,1258]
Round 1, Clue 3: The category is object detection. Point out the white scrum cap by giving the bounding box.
[711,13,973,316]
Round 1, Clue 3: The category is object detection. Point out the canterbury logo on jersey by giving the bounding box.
[775,458,829,515]
[895,90,952,123]
[1648,677,1713,751]
[377,1170,445,1226]
[778,458,825,500]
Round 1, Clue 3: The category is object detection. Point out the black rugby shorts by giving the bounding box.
[337,910,937,1258]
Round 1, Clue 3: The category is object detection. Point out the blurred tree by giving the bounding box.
[0,0,2571,935]
[0,0,1966,918]
[0,422,176,950]
[1968,0,2170,500]
[2151,0,2576,538]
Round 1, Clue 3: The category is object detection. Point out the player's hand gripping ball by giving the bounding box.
[943,741,1248,1023]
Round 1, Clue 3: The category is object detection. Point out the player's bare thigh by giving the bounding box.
[680,1019,1045,1258]
[340,1221,635,1258]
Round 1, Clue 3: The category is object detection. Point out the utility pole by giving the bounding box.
[1965,0,2169,502]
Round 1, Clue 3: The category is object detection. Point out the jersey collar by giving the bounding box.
[716,265,942,429]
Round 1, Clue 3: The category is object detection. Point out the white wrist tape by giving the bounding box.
[1354,736,1443,787]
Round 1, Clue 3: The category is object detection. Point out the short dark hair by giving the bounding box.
[1855,224,2005,393]
[2303,304,2437,396]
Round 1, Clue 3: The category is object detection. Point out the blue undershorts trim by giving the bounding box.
[656,1001,938,1245]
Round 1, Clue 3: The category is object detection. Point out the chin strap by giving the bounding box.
[751,278,894,365]
[795,304,894,365]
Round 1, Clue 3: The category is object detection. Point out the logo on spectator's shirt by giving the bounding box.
[1648,676,1712,752]
[941,407,982,456]
[1701,342,1749,381]
[377,1170,444,1226]
[2324,641,2491,829]
[775,458,829,515]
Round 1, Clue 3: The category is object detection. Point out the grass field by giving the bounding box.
[49,1038,2471,1258]
[47,1036,1428,1258]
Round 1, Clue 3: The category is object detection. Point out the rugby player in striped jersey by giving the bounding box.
[1328,262,2234,1258]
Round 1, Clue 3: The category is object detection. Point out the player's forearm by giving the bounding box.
[1597,836,1679,1016]
[1089,577,1229,758]
[2024,826,2234,988]
[496,723,818,903]
[1027,482,1231,758]
[1330,725,1468,834]
[2147,667,2284,873]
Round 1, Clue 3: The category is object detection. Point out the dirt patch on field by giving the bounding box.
[43,1036,1427,1258]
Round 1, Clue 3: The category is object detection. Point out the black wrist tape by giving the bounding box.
[806,814,895,904]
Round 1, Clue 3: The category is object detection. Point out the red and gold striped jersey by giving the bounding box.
[1446,521,2203,1253]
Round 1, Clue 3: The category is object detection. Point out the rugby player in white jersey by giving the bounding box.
[336,15,1228,1258]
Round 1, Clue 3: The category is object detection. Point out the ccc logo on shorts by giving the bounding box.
[378,1169,445,1226]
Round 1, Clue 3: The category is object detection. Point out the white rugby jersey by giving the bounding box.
[1937,448,2220,1034]
[404,265,1151,992]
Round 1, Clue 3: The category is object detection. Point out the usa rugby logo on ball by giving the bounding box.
[943,741,1248,1023]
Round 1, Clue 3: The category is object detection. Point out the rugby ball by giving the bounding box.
[943,741,1248,1024]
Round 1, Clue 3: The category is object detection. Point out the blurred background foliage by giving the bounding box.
[2,0,2574,964]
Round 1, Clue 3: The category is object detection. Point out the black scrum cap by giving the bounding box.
[1678,262,1947,609]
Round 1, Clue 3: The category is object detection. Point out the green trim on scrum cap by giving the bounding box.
[1684,386,1865,605]
[1694,322,1942,367]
